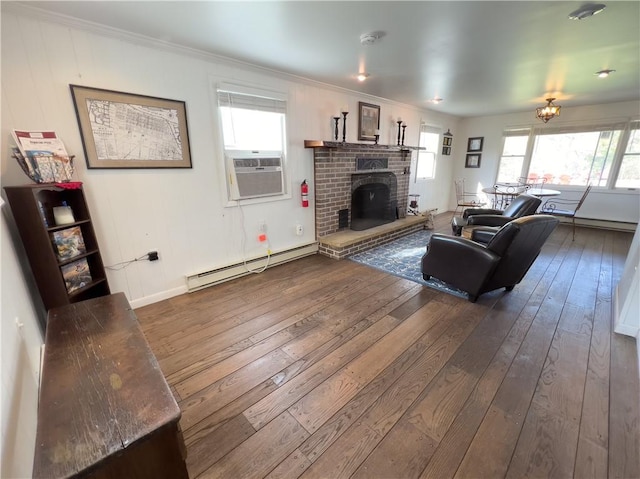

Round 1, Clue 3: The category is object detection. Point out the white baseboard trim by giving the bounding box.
[129,285,188,309]
[185,242,319,292]
[566,217,638,232]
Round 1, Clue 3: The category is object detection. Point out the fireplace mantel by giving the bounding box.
[304,140,423,151]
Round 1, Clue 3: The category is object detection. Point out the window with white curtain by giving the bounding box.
[415,124,439,180]
[217,84,288,200]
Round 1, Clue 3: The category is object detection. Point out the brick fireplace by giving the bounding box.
[305,141,426,259]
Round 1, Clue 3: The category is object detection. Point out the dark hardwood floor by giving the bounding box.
[136,213,639,479]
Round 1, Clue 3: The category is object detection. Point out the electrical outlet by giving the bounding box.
[296,224,303,236]
[259,220,267,232]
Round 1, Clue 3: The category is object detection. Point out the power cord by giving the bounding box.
[105,253,157,271]
[237,200,271,274]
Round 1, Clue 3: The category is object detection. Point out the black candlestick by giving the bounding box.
[401,124,407,146]
[333,117,340,141]
[396,121,403,146]
[342,112,348,142]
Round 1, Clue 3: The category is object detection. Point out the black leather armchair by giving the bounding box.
[423,215,559,302]
[451,194,541,236]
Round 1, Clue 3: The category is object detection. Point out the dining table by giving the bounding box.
[481,186,561,197]
[481,185,561,209]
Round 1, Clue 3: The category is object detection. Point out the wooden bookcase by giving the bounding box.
[4,184,110,313]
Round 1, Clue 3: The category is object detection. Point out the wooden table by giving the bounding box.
[33,293,188,479]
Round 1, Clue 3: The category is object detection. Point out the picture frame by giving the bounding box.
[465,153,482,168]
[467,137,484,152]
[51,226,86,261]
[358,102,381,141]
[60,258,92,294]
[70,84,192,169]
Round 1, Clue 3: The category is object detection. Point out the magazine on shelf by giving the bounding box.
[11,130,73,182]
[61,258,92,294]
[52,227,86,261]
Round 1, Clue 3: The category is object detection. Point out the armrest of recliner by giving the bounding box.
[466,215,512,227]
[421,234,501,295]
[463,208,503,218]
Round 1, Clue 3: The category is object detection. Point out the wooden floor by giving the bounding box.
[136,213,639,479]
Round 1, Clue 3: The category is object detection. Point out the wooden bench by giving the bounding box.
[33,293,189,478]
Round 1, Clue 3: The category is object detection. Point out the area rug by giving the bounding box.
[348,229,468,299]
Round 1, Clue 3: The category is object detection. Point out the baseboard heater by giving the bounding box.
[185,242,318,292]
[561,217,637,232]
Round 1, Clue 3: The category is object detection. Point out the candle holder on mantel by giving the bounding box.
[333,117,340,141]
[401,123,407,146]
[341,111,348,142]
[396,120,403,146]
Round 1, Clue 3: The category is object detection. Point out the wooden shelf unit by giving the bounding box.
[4,183,110,314]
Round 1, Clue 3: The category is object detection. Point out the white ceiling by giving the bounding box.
[12,1,640,117]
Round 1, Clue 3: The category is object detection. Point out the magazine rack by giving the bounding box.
[12,152,75,184]
[4,184,109,322]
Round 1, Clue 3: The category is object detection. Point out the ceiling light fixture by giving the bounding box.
[430,97,444,104]
[595,69,616,78]
[535,98,562,123]
[568,3,606,20]
[357,73,370,82]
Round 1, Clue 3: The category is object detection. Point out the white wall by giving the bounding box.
[451,102,640,224]
[1,201,43,479]
[615,223,640,338]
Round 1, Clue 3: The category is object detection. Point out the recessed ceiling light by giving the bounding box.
[568,3,606,20]
[357,73,370,82]
[430,97,444,104]
[595,69,616,78]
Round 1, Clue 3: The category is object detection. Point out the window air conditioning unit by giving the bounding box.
[227,150,285,200]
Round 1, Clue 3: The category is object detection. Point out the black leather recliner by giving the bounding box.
[451,194,542,236]
[423,215,559,302]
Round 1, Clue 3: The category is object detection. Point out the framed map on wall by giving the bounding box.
[70,85,192,169]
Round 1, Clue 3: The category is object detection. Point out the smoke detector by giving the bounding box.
[360,32,380,46]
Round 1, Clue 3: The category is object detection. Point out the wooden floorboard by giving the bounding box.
[136,213,639,479]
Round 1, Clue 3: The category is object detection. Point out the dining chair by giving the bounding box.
[453,179,485,217]
[518,176,547,190]
[492,182,527,209]
[540,185,592,240]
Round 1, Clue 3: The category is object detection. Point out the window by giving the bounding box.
[616,122,640,188]
[217,84,288,200]
[529,127,622,186]
[496,121,638,189]
[415,125,439,180]
[496,130,529,183]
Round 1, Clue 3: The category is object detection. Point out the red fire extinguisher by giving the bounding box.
[301,180,309,208]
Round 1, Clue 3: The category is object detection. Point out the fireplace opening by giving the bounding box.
[350,172,398,231]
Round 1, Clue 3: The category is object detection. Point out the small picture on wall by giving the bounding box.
[467,137,484,152]
[465,154,481,168]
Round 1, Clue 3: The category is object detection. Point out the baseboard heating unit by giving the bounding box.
[185,242,318,292]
